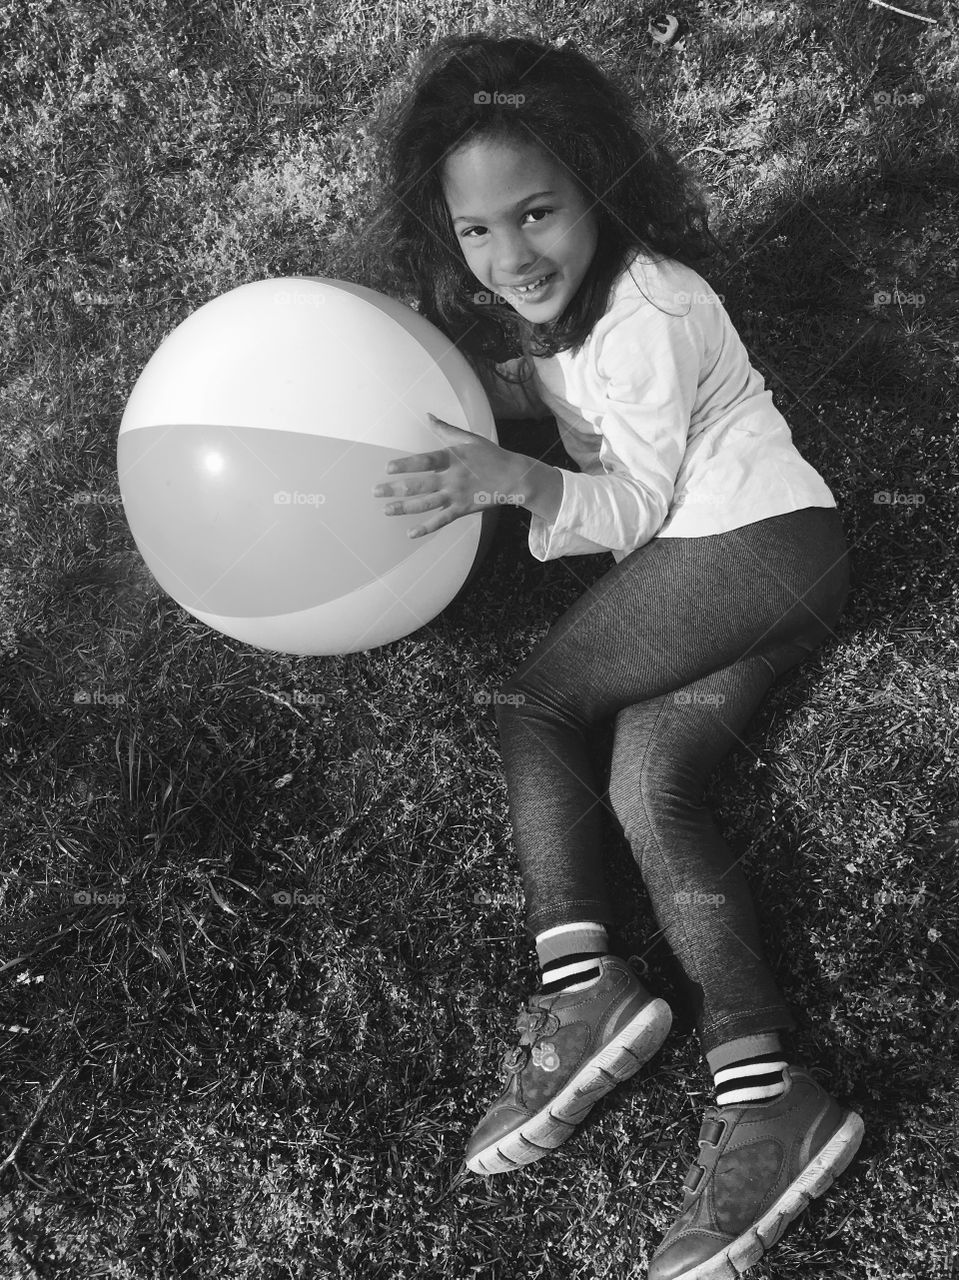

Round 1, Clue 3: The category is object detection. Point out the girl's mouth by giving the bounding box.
[502,272,556,301]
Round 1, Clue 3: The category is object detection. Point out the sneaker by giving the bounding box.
[647,1064,865,1280]
[464,954,672,1176]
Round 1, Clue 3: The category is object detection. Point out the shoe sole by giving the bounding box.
[666,1108,866,1280]
[466,996,672,1176]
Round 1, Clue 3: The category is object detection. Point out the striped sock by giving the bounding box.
[535,921,609,995]
[707,1033,788,1106]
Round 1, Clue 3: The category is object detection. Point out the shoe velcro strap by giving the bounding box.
[682,1163,705,1194]
[514,1010,542,1041]
[698,1118,725,1147]
[514,1008,558,1040]
[501,1047,528,1073]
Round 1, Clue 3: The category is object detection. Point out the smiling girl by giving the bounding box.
[362,33,863,1280]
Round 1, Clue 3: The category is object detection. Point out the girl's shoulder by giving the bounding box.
[610,246,714,315]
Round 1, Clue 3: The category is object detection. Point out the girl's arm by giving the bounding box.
[478,357,562,524]
[523,301,698,561]
[505,453,565,526]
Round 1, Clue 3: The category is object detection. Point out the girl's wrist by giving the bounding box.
[505,453,564,524]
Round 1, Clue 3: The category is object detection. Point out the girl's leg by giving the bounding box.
[494,506,850,939]
[607,652,794,1052]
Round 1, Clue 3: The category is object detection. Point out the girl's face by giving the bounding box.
[441,136,599,321]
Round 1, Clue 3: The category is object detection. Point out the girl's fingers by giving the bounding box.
[409,514,452,538]
[387,449,447,473]
[382,492,449,516]
[373,474,437,499]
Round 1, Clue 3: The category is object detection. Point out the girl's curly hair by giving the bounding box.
[356,32,730,397]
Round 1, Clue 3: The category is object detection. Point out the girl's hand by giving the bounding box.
[371,414,519,539]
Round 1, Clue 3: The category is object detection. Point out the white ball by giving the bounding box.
[117,277,499,655]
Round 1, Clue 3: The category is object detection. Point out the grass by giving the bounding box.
[1,0,958,1276]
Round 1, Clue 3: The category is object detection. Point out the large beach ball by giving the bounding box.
[117,277,499,655]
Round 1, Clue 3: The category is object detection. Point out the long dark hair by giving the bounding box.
[358,32,730,397]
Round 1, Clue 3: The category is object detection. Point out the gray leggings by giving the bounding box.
[493,505,851,1054]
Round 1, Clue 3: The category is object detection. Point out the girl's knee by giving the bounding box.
[492,677,585,726]
[608,760,705,844]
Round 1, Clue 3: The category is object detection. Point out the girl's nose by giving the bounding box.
[493,235,538,280]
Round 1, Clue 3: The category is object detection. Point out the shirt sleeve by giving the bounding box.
[528,299,700,561]
[478,356,549,420]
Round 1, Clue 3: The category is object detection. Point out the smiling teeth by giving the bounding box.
[512,275,550,293]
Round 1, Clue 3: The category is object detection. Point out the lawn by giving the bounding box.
[1,1,958,1277]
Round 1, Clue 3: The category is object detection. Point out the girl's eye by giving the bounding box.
[460,207,553,239]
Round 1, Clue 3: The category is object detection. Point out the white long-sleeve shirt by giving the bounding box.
[480,248,837,563]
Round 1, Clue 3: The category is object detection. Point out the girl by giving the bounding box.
[364,33,864,1280]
